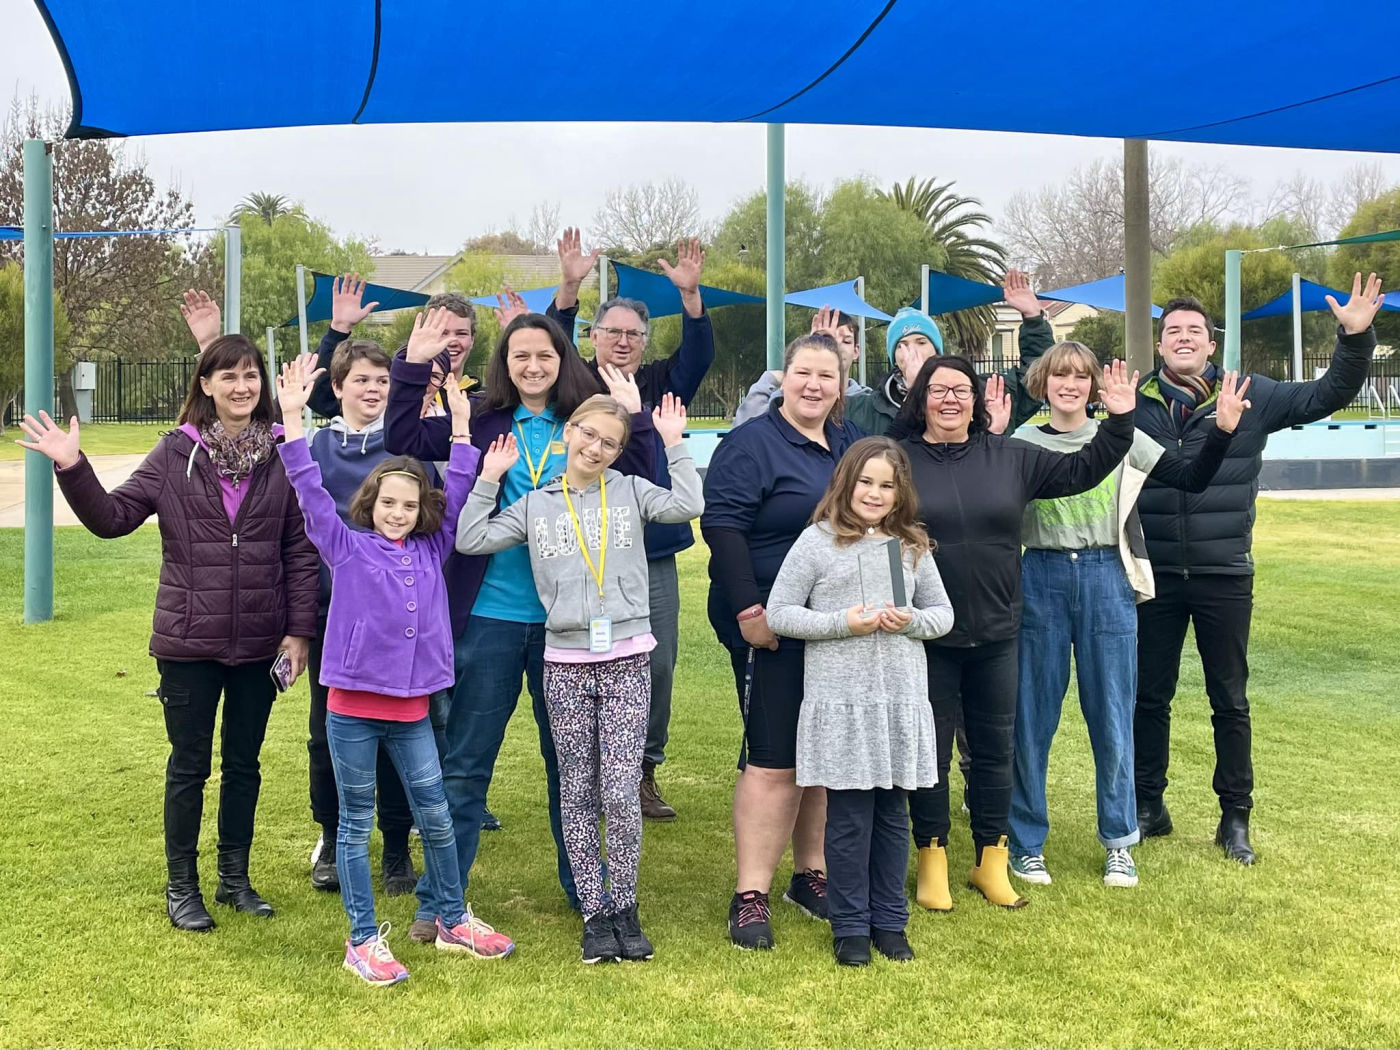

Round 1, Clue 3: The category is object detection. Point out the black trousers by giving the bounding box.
[1135,572,1254,812]
[307,625,413,840]
[157,658,276,863]
[826,787,910,938]
[910,638,1019,852]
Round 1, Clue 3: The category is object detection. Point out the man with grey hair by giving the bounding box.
[550,227,716,821]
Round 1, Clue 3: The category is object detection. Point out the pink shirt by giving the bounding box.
[327,686,429,723]
[544,632,657,665]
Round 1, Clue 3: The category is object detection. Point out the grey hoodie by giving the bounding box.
[456,443,704,650]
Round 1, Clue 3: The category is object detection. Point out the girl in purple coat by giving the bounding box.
[276,332,513,986]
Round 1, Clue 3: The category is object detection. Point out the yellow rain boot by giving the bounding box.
[968,836,1028,909]
[915,845,953,912]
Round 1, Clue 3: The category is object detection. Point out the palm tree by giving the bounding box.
[880,178,1007,352]
[234,192,293,225]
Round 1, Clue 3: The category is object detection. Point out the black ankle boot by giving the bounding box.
[214,847,275,917]
[1137,797,1173,838]
[1216,807,1256,866]
[166,857,215,932]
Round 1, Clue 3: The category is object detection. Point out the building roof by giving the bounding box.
[367,253,461,292]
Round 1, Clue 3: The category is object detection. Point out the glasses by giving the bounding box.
[594,326,646,342]
[570,422,622,455]
[928,384,975,402]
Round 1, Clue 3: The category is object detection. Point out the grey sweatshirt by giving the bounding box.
[766,524,954,790]
[456,443,703,649]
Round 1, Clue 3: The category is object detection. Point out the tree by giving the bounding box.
[1328,186,1400,347]
[709,181,826,292]
[0,262,71,430]
[592,178,702,257]
[235,192,293,225]
[1067,311,1124,364]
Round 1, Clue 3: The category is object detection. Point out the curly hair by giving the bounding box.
[348,456,445,536]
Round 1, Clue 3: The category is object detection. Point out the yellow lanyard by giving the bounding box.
[514,421,560,489]
[561,477,607,604]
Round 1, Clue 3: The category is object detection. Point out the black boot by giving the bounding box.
[166,857,215,932]
[214,847,275,917]
[1137,797,1173,839]
[310,833,339,892]
[1215,807,1256,866]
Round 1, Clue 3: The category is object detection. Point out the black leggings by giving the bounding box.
[909,638,1018,853]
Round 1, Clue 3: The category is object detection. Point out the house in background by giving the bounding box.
[986,299,1099,363]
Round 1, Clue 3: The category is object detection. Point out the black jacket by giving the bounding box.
[1135,326,1376,576]
[901,410,1135,647]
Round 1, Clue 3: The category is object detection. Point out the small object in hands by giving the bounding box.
[884,538,908,608]
[270,649,295,692]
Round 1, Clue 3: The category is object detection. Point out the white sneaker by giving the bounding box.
[1104,847,1139,888]
[1009,853,1053,885]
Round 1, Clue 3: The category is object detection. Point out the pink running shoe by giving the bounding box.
[343,922,409,986]
[436,905,516,959]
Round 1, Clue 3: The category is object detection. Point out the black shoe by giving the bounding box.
[1216,807,1256,866]
[640,764,677,822]
[783,868,829,920]
[581,913,621,964]
[310,836,339,892]
[611,903,655,961]
[166,858,215,932]
[833,935,871,966]
[481,806,503,832]
[381,850,418,896]
[213,847,274,917]
[1137,797,1174,839]
[728,890,774,950]
[871,928,915,961]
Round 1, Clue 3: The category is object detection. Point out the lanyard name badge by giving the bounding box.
[515,421,561,489]
[562,477,611,652]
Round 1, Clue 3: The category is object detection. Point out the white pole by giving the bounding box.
[296,264,310,357]
[920,264,930,314]
[1291,272,1304,381]
[856,275,868,386]
[599,254,609,305]
[223,224,242,334]
[265,326,276,379]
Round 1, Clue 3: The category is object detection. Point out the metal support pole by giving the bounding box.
[856,275,868,385]
[22,139,55,624]
[1123,139,1154,376]
[223,223,242,335]
[265,326,277,380]
[765,123,785,371]
[295,264,310,357]
[1291,272,1304,381]
[920,264,930,314]
[599,254,609,305]
[1224,249,1242,372]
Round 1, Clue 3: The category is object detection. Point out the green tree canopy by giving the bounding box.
[1327,187,1400,347]
[0,261,72,430]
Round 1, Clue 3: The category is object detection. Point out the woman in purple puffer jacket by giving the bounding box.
[19,335,319,933]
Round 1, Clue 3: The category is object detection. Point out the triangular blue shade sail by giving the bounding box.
[1241,278,1400,320]
[612,262,764,319]
[785,279,893,321]
[281,271,429,327]
[1040,274,1164,317]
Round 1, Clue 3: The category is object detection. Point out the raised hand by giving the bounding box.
[845,604,881,636]
[809,304,841,342]
[985,372,1012,434]
[442,373,472,437]
[1326,272,1386,334]
[878,604,913,633]
[1214,370,1252,433]
[658,238,705,296]
[16,410,81,470]
[600,363,642,414]
[277,353,325,416]
[1003,269,1042,320]
[480,434,519,482]
[179,289,221,353]
[405,306,454,364]
[331,273,379,333]
[1098,359,1141,415]
[492,286,528,329]
[652,392,688,446]
[557,226,601,287]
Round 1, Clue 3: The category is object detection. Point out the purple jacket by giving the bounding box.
[278,437,481,697]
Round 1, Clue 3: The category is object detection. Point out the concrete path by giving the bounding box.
[0,454,151,528]
[1258,487,1400,500]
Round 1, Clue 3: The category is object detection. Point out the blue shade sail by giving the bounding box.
[612,262,763,319]
[1040,274,1164,317]
[785,279,893,321]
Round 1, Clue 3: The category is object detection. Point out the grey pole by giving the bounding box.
[295,264,310,357]
[265,326,277,380]
[856,275,868,386]
[920,264,930,314]
[1291,271,1304,380]
[22,139,54,624]
[1123,139,1154,376]
[223,223,242,334]
[765,124,786,371]
[1224,250,1242,372]
[599,253,609,305]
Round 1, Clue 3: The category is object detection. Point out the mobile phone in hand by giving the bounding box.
[270,649,295,692]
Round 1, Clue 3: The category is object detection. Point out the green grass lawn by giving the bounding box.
[0,421,173,461]
[1,506,1399,1048]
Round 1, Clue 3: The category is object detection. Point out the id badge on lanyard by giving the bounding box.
[589,616,613,653]
[563,476,611,655]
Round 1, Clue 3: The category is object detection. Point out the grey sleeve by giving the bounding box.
[455,482,530,555]
[764,530,852,641]
[632,444,704,524]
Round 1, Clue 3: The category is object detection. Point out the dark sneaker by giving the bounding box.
[783,868,829,920]
[311,839,340,892]
[481,806,502,832]
[407,918,439,944]
[382,851,418,897]
[833,935,871,966]
[582,914,621,964]
[871,928,915,961]
[611,903,654,961]
[728,890,774,950]
[640,766,677,822]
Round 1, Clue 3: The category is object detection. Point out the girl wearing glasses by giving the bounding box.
[894,354,1137,913]
[457,393,702,965]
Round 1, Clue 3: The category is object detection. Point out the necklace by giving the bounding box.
[866,526,876,535]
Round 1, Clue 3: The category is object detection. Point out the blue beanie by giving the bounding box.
[886,307,944,358]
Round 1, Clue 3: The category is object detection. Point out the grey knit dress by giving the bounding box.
[766,523,954,791]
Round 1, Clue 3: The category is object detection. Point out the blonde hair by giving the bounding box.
[1024,341,1104,402]
[568,394,633,446]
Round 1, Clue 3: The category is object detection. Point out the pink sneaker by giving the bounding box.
[436,905,516,959]
[343,922,409,986]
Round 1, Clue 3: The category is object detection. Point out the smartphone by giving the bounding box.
[270,649,295,692]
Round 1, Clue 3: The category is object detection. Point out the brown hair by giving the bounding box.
[568,394,633,447]
[348,456,445,536]
[329,339,392,388]
[812,437,931,562]
[1024,341,1103,402]
[179,335,275,429]
[895,355,990,436]
[425,292,476,332]
[1158,296,1214,341]
[484,313,599,419]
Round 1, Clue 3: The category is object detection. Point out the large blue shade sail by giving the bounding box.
[1040,275,1163,317]
[1241,278,1400,320]
[282,271,428,327]
[612,262,763,319]
[785,280,893,321]
[32,0,1400,152]
[923,271,1005,315]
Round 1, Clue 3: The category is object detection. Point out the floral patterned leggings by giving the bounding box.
[543,653,652,920]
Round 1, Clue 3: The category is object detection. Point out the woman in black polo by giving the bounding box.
[897,355,1137,912]
[702,332,862,951]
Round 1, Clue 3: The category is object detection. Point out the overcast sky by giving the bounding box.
[8,0,1400,258]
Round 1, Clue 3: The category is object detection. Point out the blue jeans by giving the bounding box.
[326,712,464,945]
[434,615,576,918]
[1010,548,1140,855]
